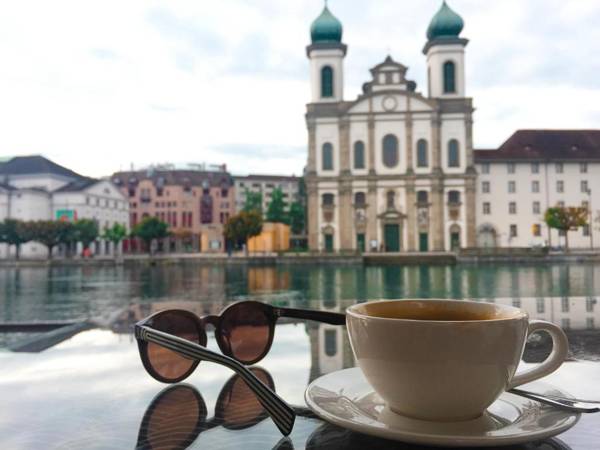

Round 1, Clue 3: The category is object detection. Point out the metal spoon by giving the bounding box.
[509,388,600,413]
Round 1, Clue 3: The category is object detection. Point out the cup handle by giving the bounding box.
[507,320,569,390]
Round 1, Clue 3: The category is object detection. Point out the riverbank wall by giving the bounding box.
[1,250,599,268]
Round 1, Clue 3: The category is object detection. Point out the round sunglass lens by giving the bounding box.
[146,311,203,382]
[220,303,271,364]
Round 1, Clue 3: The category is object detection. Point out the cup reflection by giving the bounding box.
[135,367,274,450]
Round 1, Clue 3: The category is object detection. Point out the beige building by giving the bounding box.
[234,174,301,214]
[305,2,476,253]
[112,165,234,253]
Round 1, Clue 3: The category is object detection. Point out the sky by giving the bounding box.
[0,0,599,178]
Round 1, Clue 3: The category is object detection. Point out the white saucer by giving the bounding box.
[305,368,580,447]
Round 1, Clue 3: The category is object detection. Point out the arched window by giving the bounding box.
[416,139,428,168]
[322,143,333,171]
[354,192,366,206]
[386,190,396,209]
[448,190,461,204]
[443,61,456,94]
[321,66,334,98]
[322,193,334,206]
[353,141,365,169]
[417,190,429,204]
[448,139,460,168]
[382,134,399,168]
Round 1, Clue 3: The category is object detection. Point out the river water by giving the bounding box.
[1,262,598,324]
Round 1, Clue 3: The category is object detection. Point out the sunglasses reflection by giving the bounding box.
[135,367,305,450]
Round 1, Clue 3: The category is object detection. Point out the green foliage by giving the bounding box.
[266,188,288,224]
[75,219,99,250]
[288,201,305,235]
[30,220,72,258]
[243,190,263,214]
[131,216,169,253]
[102,223,128,245]
[544,206,588,250]
[0,219,34,259]
[224,211,263,249]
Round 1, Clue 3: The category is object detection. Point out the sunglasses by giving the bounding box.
[134,300,345,435]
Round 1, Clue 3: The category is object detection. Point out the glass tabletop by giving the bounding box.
[1,299,600,450]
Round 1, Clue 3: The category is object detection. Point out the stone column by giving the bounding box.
[465,112,474,168]
[367,182,378,250]
[431,181,445,251]
[405,105,414,174]
[465,178,477,248]
[339,119,351,175]
[338,181,353,251]
[368,116,376,174]
[406,183,416,251]
[431,113,442,173]
[307,120,317,175]
[307,181,319,251]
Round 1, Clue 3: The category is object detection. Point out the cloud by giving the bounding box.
[0,0,597,177]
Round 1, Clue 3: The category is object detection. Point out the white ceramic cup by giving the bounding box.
[346,299,569,422]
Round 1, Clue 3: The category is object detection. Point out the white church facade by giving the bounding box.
[305,2,476,253]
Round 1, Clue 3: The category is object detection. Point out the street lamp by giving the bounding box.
[587,189,594,251]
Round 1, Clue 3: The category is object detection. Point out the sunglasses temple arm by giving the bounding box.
[276,307,346,326]
[137,327,296,436]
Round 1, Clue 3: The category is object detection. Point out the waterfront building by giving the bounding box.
[475,130,600,249]
[0,155,128,258]
[233,174,301,214]
[305,2,476,253]
[112,165,234,252]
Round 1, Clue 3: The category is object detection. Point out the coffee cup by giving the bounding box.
[346,299,569,422]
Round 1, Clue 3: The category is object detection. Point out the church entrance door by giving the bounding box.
[384,224,400,252]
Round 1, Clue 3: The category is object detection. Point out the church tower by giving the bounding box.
[307,3,346,103]
[424,1,468,98]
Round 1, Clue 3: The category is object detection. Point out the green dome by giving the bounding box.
[426,1,464,41]
[310,6,343,44]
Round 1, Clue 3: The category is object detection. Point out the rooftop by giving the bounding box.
[474,130,600,162]
[112,169,234,188]
[53,177,100,193]
[0,155,84,179]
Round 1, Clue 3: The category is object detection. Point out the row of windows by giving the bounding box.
[481,180,590,194]
[528,297,597,314]
[322,138,461,171]
[322,190,461,207]
[481,162,589,174]
[483,200,590,216]
[506,223,590,238]
[85,197,126,210]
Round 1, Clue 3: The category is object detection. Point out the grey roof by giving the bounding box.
[475,130,600,162]
[53,177,99,193]
[234,174,299,182]
[112,169,234,188]
[0,155,84,179]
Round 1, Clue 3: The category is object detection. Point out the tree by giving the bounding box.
[243,190,263,215]
[131,216,169,254]
[102,223,128,257]
[75,219,99,253]
[224,211,263,253]
[31,220,71,259]
[544,206,588,251]
[288,201,305,235]
[0,219,34,260]
[266,188,288,224]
